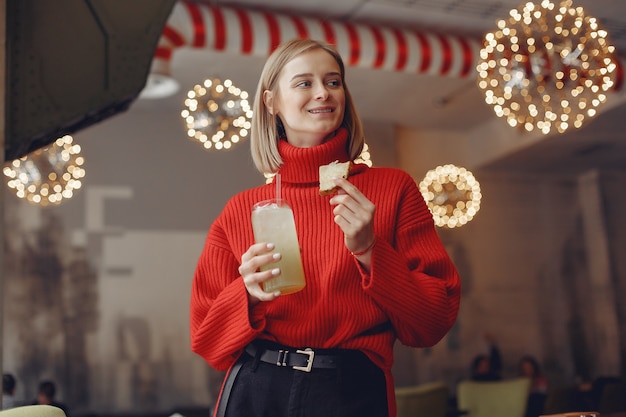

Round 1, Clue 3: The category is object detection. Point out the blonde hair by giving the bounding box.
[250,38,365,174]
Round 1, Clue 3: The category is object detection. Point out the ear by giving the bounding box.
[263,90,275,115]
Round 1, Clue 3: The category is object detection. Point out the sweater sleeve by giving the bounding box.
[360,173,461,348]
[189,220,268,370]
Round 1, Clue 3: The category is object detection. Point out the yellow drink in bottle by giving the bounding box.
[251,198,306,294]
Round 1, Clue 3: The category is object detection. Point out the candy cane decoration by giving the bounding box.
[151,1,482,81]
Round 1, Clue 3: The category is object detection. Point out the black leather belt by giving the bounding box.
[245,343,340,372]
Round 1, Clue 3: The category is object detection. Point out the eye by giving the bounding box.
[327,79,342,87]
[295,80,311,88]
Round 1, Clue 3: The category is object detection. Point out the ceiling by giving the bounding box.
[136,0,626,175]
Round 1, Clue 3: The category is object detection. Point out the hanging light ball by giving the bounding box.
[419,164,481,229]
[3,135,86,206]
[476,0,620,134]
[181,78,253,151]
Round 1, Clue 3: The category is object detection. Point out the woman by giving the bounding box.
[518,355,548,417]
[470,333,502,382]
[190,38,461,417]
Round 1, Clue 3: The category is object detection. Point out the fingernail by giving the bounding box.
[272,268,280,276]
[273,291,281,297]
[272,253,281,260]
[266,243,275,249]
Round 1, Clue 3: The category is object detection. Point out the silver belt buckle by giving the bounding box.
[293,348,314,372]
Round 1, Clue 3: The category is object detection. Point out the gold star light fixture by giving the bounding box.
[477,0,621,134]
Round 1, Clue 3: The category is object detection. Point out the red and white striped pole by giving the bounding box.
[143,1,482,98]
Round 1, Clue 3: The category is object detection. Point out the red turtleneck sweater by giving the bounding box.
[190,129,461,416]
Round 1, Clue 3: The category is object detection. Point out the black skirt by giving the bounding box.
[214,340,389,417]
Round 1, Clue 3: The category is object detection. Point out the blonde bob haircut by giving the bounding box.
[250,38,365,174]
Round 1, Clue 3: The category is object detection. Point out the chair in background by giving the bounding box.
[0,405,66,417]
[542,385,584,414]
[396,381,450,417]
[542,378,626,416]
[457,377,531,417]
[598,379,626,415]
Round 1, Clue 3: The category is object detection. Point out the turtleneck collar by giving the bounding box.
[277,128,356,185]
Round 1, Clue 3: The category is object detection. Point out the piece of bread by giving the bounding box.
[319,160,352,196]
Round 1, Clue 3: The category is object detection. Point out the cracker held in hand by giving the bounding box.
[319,160,353,196]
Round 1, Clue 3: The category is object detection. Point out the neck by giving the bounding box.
[277,128,351,184]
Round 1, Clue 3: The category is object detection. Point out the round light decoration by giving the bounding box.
[181,78,253,150]
[477,0,620,134]
[3,135,85,206]
[419,164,481,229]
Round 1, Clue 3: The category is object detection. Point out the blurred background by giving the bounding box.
[2,0,626,415]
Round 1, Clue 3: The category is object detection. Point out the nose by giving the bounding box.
[314,82,329,100]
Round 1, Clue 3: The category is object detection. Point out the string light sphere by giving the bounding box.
[181,78,253,150]
[419,164,481,229]
[263,142,374,184]
[3,135,86,206]
[477,0,620,134]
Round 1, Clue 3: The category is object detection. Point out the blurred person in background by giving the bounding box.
[33,380,69,416]
[2,373,18,409]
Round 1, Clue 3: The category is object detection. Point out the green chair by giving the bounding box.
[0,406,66,417]
[457,377,531,417]
[396,381,450,417]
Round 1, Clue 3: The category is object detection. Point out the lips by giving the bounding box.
[308,107,334,113]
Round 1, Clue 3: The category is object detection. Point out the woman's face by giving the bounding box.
[264,48,345,148]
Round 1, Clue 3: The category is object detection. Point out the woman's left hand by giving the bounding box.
[329,177,376,256]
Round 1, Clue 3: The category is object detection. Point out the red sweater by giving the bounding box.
[190,129,461,416]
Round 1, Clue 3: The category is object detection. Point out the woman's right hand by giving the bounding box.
[239,242,282,306]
